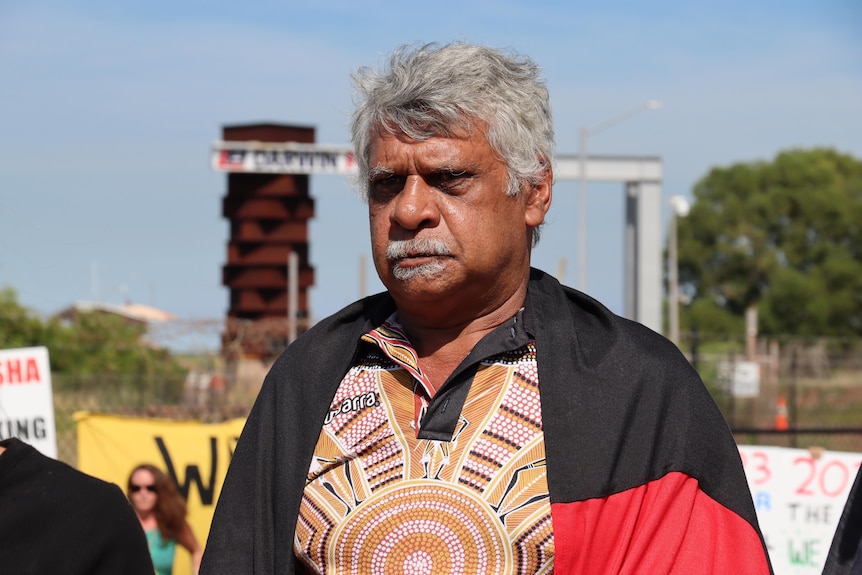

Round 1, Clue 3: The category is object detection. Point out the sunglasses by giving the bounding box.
[130,484,157,493]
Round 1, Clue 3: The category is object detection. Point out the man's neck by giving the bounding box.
[396,282,527,356]
[393,284,528,393]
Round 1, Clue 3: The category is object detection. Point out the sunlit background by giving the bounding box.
[2,0,859,352]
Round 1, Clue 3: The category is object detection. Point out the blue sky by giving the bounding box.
[1,0,860,350]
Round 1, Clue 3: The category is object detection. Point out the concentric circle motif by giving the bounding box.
[330,480,512,575]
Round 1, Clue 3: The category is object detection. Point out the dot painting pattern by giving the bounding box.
[331,481,511,574]
[296,332,554,574]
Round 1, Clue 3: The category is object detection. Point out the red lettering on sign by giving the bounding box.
[795,457,817,496]
[740,450,772,485]
[25,358,40,382]
[819,460,850,497]
[794,457,853,498]
[0,357,41,384]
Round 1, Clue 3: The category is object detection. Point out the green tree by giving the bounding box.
[0,287,53,347]
[677,148,862,337]
[0,288,186,398]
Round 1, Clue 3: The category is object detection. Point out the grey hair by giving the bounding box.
[350,42,555,208]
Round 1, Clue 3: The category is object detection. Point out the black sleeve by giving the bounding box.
[823,465,862,575]
[200,373,280,575]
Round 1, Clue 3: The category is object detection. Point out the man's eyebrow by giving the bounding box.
[430,166,470,176]
[438,158,483,173]
[368,165,395,181]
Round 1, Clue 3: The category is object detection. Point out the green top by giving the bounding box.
[146,528,175,575]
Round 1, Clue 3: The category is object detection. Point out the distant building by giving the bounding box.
[54,301,177,347]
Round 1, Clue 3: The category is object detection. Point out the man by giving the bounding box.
[0,437,155,574]
[201,42,772,574]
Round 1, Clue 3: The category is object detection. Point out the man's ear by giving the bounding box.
[525,161,553,227]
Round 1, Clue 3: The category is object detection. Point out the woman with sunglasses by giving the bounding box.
[127,463,203,575]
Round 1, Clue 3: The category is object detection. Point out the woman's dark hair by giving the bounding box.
[127,463,188,542]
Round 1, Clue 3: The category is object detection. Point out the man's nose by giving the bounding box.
[390,175,441,231]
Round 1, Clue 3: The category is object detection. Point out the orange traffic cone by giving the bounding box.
[775,396,789,431]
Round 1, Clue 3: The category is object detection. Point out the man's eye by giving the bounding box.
[430,170,469,191]
[369,176,403,199]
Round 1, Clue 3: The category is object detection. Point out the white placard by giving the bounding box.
[718,360,762,398]
[0,346,57,458]
[733,361,761,398]
[739,445,862,574]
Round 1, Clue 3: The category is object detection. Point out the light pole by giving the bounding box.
[668,194,690,347]
[577,100,661,293]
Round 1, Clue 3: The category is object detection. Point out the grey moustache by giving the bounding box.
[386,239,452,260]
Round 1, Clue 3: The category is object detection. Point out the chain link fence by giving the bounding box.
[680,333,862,453]
[51,360,256,466]
[45,334,862,466]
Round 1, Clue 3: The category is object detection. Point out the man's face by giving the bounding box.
[367,125,549,317]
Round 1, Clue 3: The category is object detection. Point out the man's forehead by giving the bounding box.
[368,129,492,170]
[374,116,483,139]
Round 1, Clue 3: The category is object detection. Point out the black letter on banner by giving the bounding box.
[155,436,218,505]
[228,436,240,459]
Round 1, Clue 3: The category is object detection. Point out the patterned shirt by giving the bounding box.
[294,311,554,574]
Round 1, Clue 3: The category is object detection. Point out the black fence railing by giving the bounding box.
[732,428,862,453]
[35,332,862,466]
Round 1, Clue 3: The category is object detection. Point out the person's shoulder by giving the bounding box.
[277,292,394,358]
[259,292,395,387]
[49,460,141,531]
[1,439,136,527]
[6,439,125,498]
[529,267,690,369]
[64,464,129,499]
[0,439,152,574]
[308,292,394,335]
[528,268,637,330]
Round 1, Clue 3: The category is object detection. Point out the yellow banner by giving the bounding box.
[75,411,246,575]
